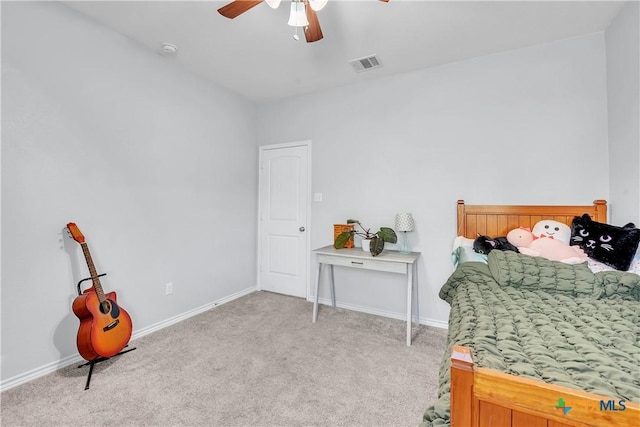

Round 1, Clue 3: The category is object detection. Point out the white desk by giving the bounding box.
[312,245,421,346]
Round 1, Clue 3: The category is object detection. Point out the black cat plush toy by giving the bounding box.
[570,214,640,271]
[473,234,519,255]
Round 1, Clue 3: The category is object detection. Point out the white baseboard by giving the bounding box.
[309,296,449,330]
[131,286,256,341]
[0,353,86,393]
[0,286,257,393]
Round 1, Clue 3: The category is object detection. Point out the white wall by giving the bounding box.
[257,33,610,326]
[606,1,640,226]
[1,2,257,385]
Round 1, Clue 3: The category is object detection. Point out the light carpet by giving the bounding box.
[1,291,447,426]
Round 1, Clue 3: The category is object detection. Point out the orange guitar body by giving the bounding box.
[72,289,133,361]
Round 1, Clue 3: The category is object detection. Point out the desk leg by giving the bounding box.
[329,264,336,307]
[313,263,322,322]
[406,264,413,346]
[413,263,420,326]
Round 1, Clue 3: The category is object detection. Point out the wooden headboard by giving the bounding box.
[456,199,607,239]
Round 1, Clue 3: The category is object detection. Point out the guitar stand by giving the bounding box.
[76,274,136,390]
[77,273,106,296]
[77,345,136,390]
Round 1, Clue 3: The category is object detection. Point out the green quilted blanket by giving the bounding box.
[421,251,640,427]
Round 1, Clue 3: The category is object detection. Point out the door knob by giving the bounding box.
[299,226,306,232]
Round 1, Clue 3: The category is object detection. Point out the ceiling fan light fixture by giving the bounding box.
[288,1,309,27]
[308,0,328,11]
[265,0,282,9]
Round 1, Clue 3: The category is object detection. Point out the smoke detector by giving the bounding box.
[159,43,178,56]
[349,55,382,73]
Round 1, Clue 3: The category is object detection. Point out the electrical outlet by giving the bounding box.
[165,282,173,295]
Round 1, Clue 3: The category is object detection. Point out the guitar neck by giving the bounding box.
[80,242,106,303]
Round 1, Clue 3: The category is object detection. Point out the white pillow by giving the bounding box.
[453,235,475,251]
[628,248,640,275]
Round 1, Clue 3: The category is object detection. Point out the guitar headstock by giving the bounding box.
[66,223,85,244]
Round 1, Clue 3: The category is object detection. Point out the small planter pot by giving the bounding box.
[361,239,371,253]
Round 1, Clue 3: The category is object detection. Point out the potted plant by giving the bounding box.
[334,219,397,256]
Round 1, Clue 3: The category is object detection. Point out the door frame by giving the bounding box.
[257,140,312,299]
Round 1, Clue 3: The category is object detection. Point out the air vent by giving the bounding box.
[349,55,383,73]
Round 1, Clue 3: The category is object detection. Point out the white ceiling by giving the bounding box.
[63,0,626,104]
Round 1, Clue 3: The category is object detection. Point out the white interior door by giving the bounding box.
[258,142,310,298]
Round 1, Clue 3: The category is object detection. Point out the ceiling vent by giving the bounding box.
[349,55,382,73]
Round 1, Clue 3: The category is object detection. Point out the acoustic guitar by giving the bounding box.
[67,223,133,361]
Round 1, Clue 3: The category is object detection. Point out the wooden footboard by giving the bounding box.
[450,346,639,427]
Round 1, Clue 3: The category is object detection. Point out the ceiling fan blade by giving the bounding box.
[218,0,264,19]
[304,2,323,43]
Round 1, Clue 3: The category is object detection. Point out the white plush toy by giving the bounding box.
[507,227,588,264]
[531,219,571,244]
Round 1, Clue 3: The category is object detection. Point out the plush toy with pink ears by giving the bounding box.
[506,227,588,264]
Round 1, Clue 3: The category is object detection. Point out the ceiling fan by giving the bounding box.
[218,0,389,43]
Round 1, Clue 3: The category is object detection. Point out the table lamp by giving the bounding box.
[395,213,415,254]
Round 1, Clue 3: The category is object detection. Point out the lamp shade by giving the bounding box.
[395,213,415,232]
[265,0,282,9]
[288,1,309,27]
[309,0,328,11]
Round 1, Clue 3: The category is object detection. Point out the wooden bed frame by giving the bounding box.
[456,199,608,239]
[450,200,639,427]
